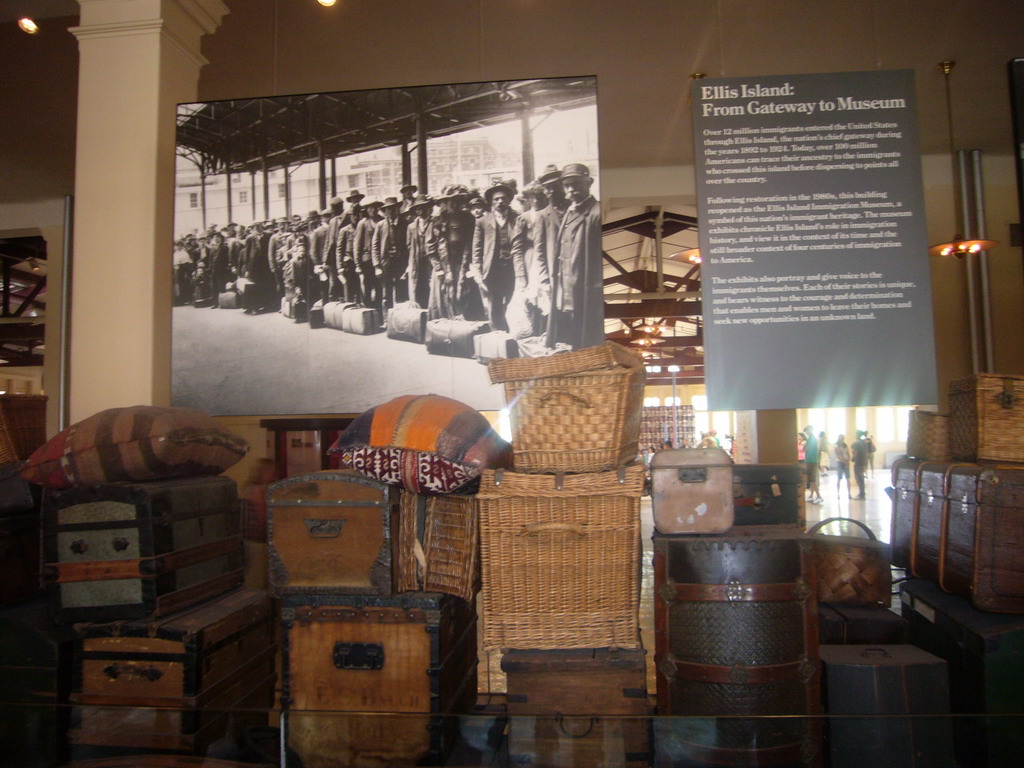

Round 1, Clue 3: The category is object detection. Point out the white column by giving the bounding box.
[69,0,228,422]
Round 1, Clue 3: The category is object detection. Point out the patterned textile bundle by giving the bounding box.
[329,394,512,494]
[20,405,249,489]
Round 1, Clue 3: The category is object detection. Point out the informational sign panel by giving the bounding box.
[693,70,937,411]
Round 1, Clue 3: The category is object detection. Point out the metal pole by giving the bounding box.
[225,170,233,226]
[59,194,74,430]
[671,370,679,446]
[654,206,665,294]
[416,116,428,194]
[521,109,534,185]
[957,150,981,374]
[971,149,996,372]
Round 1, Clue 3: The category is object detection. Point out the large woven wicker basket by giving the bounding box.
[807,518,891,607]
[397,491,479,602]
[0,394,47,461]
[905,409,949,460]
[487,342,645,474]
[949,374,1024,462]
[476,464,644,649]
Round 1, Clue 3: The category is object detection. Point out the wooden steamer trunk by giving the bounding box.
[69,587,276,755]
[42,476,244,623]
[502,648,652,768]
[281,592,477,768]
[900,578,1024,767]
[731,463,806,529]
[650,447,734,534]
[653,533,822,768]
[266,470,400,596]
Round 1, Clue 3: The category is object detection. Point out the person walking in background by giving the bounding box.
[865,431,877,477]
[851,430,869,499]
[817,431,830,478]
[802,426,823,504]
[833,434,851,499]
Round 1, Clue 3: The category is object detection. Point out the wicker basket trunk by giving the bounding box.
[949,374,1024,463]
[476,464,644,649]
[397,491,479,602]
[487,342,645,474]
[906,409,950,460]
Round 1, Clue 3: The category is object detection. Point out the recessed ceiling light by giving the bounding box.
[318,0,337,6]
[18,18,39,34]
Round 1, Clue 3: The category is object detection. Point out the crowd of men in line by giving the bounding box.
[173,162,605,350]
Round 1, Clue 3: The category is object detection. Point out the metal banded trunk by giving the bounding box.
[653,533,822,768]
[266,470,400,596]
[731,463,806,529]
[43,475,243,623]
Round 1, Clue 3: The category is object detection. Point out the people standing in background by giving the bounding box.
[818,431,830,478]
[851,430,869,499]
[865,432,876,477]
[833,434,851,499]
[802,426,823,505]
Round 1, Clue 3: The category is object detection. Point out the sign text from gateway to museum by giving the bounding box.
[693,70,938,411]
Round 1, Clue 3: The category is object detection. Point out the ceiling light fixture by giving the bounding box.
[18,17,39,34]
[317,0,337,6]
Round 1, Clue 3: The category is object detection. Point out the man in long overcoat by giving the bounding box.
[554,163,604,349]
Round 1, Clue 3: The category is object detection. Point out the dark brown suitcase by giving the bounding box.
[819,644,956,768]
[938,463,987,596]
[817,603,909,645]
[909,461,952,583]
[281,592,477,768]
[502,647,652,768]
[890,457,926,569]
[0,511,43,606]
[731,463,805,529]
[0,598,74,768]
[42,475,243,624]
[653,532,822,768]
[266,470,401,596]
[68,588,275,755]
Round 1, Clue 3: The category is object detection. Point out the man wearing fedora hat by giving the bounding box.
[554,162,604,349]
[322,196,346,300]
[406,194,437,309]
[372,196,408,312]
[355,199,384,307]
[470,180,520,332]
[511,181,553,331]
[266,218,290,302]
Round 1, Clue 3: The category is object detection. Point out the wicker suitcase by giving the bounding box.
[0,393,47,461]
[266,470,401,596]
[385,302,428,343]
[0,598,74,768]
[0,511,43,606]
[819,644,956,768]
[342,305,382,335]
[731,463,805,528]
[807,517,891,607]
[42,475,244,623]
[396,491,478,602]
[890,457,926,570]
[650,447,733,534]
[477,465,644,650]
[502,647,652,768]
[906,409,950,460]
[653,532,822,767]
[488,342,645,474]
[949,373,1024,462]
[900,578,1024,768]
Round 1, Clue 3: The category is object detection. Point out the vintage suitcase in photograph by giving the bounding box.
[281,591,477,768]
[900,577,1024,768]
[817,603,909,645]
[473,330,519,364]
[396,491,478,602]
[949,373,1024,463]
[386,301,428,343]
[890,457,927,570]
[819,644,956,768]
[650,447,733,534]
[308,299,324,328]
[939,464,1024,613]
[322,300,356,330]
[0,511,43,606]
[42,475,244,624]
[477,465,644,650]
[807,517,891,607]
[653,532,822,767]
[280,296,307,321]
[425,317,490,358]
[68,587,275,755]
[216,290,240,309]
[0,598,74,768]
[503,647,652,768]
[731,462,805,528]
[266,470,401,596]
[341,304,382,335]
[0,459,39,516]
[488,342,644,474]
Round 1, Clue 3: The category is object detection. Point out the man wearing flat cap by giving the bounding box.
[372,196,408,312]
[554,162,604,349]
[470,180,520,332]
[355,199,384,307]
[406,195,437,309]
[266,218,290,301]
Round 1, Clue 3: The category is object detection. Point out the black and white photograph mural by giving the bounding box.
[171,77,601,416]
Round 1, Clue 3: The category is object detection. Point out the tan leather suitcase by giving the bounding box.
[650,447,733,534]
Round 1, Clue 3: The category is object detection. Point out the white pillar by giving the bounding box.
[69,0,228,421]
